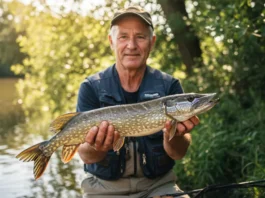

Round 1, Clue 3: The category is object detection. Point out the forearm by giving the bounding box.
[163,116,198,160]
[78,142,107,164]
[164,133,191,160]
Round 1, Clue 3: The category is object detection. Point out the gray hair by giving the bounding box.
[109,25,154,40]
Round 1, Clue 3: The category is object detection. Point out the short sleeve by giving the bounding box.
[76,79,100,112]
[168,78,184,95]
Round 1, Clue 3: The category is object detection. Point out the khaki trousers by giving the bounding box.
[81,171,189,198]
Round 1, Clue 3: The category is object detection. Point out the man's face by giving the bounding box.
[109,16,156,71]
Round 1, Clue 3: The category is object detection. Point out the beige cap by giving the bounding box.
[111,6,153,29]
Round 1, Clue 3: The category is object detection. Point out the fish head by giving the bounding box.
[164,93,219,121]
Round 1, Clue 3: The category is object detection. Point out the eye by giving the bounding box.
[119,35,128,40]
[137,35,145,39]
[187,97,194,102]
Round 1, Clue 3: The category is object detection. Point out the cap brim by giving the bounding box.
[111,12,153,29]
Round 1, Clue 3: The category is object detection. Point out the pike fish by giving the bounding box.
[16,93,219,179]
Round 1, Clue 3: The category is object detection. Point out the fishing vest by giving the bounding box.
[83,65,182,180]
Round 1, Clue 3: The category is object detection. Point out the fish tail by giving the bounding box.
[16,141,51,180]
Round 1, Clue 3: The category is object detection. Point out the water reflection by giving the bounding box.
[0,108,84,198]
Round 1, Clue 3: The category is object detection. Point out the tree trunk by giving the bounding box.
[157,0,202,75]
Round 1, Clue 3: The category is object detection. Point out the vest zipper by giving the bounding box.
[132,137,137,176]
[142,153,147,165]
[125,142,130,160]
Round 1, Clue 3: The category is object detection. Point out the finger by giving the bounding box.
[113,130,121,144]
[164,120,171,131]
[95,121,109,148]
[190,116,200,125]
[163,128,169,140]
[102,124,115,151]
[181,119,195,132]
[176,122,187,135]
[163,120,173,136]
[85,126,98,145]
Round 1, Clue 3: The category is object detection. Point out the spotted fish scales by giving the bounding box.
[16,93,219,180]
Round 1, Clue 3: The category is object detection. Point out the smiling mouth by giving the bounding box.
[125,54,140,56]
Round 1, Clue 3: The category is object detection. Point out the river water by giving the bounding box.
[0,78,84,198]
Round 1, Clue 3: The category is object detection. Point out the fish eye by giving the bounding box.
[187,97,194,102]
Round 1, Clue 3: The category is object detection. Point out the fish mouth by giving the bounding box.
[192,93,219,110]
[203,97,219,112]
[210,97,220,104]
[197,96,219,112]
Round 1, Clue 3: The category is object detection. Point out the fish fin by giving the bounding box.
[113,136,125,152]
[61,144,80,163]
[50,112,79,133]
[169,120,177,141]
[16,141,51,180]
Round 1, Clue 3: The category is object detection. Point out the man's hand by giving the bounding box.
[163,116,199,160]
[164,116,200,137]
[85,121,120,152]
[78,121,120,164]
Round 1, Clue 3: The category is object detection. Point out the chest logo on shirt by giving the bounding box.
[143,93,160,100]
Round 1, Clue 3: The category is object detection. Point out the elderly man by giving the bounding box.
[77,6,199,198]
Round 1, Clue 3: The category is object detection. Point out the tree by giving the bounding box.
[186,0,265,103]
[10,1,112,115]
[157,0,202,75]
[0,1,26,77]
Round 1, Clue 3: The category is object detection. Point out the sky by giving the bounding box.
[17,0,106,15]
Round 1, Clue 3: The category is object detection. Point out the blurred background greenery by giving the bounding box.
[0,0,264,197]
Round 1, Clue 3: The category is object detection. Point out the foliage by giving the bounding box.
[10,1,113,116]
[183,0,265,102]
[174,93,265,190]
[0,1,26,77]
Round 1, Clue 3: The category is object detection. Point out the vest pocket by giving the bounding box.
[138,134,175,179]
[84,149,126,180]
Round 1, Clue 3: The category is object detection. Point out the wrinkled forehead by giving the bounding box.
[112,16,150,32]
[114,27,150,36]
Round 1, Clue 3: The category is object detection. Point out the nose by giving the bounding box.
[127,38,137,49]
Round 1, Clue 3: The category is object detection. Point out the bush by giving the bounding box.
[174,92,265,191]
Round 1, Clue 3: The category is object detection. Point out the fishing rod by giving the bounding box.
[165,179,265,198]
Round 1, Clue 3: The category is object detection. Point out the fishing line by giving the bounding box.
[164,179,265,198]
